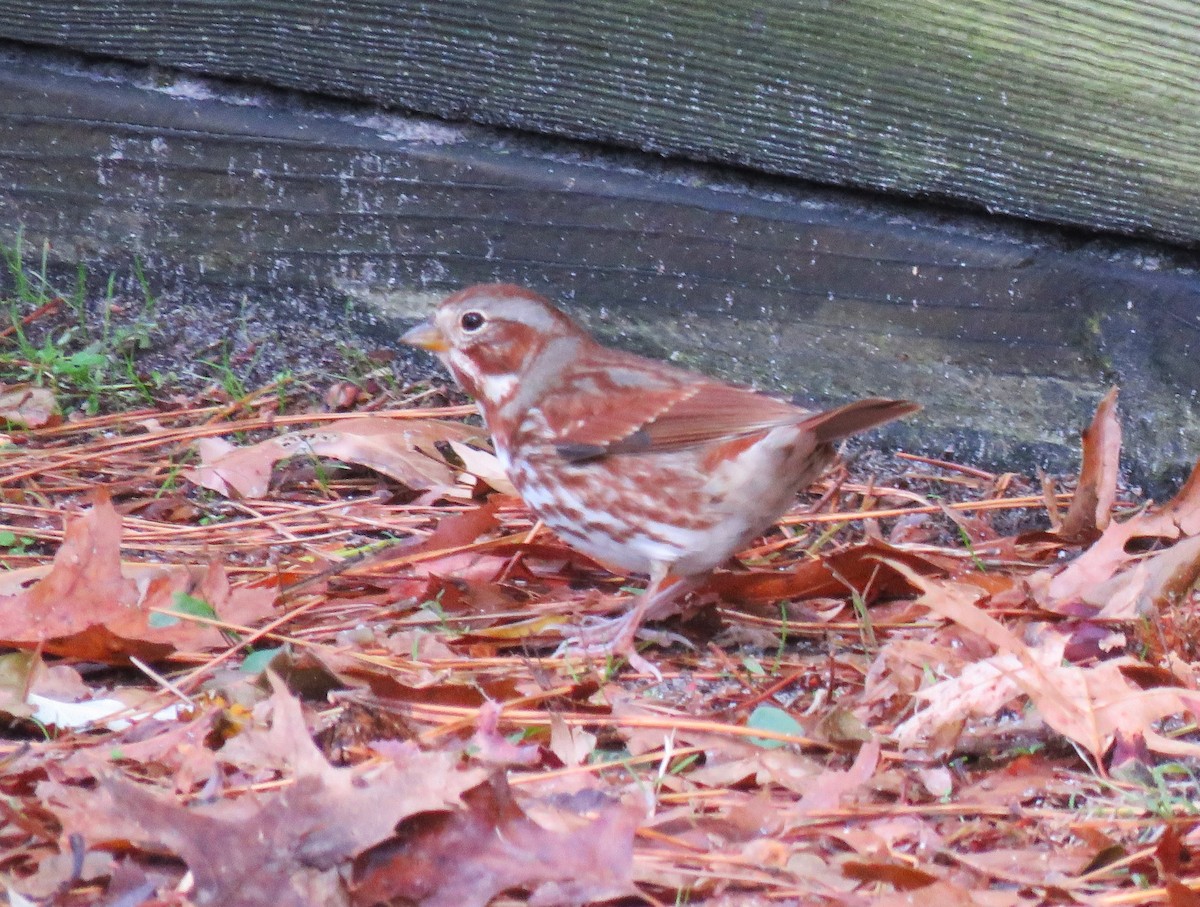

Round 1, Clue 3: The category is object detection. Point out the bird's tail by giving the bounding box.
[804,398,920,444]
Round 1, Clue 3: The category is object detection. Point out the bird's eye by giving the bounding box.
[460,311,486,332]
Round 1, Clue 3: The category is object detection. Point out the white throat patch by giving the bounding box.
[449,349,517,405]
[477,371,518,404]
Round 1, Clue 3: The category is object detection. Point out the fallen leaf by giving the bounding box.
[708,538,940,604]
[448,440,518,495]
[892,644,1041,752]
[185,417,477,497]
[548,713,596,768]
[1083,533,1200,620]
[842,858,939,891]
[471,700,541,767]
[1108,729,1155,785]
[0,651,39,720]
[1036,459,1200,611]
[889,566,1200,761]
[746,705,804,749]
[1156,825,1190,879]
[792,739,880,815]
[1059,387,1120,540]
[28,693,179,731]
[43,773,351,907]
[746,750,828,796]
[0,492,276,661]
[400,496,504,560]
[350,774,639,907]
[39,679,486,906]
[53,706,222,790]
[0,383,58,428]
[859,638,971,721]
[855,878,998,907]
[1166,880,1200,907]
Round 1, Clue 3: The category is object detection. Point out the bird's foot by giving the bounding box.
[553,570,697,679]
[552,611,690,680]
[553,634,659,680]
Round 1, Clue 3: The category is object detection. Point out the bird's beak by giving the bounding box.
[400,319,449,353]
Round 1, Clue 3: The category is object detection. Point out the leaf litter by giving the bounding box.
[1,375,1200,906]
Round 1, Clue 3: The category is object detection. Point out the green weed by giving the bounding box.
[0,234,163,414]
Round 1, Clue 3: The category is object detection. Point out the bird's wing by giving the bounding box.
[531,347,805,461]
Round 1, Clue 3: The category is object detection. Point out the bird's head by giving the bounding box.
[401,283,584,406]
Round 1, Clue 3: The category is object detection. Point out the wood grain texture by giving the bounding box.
[0,1,1198,244]
[1,47,1197,488]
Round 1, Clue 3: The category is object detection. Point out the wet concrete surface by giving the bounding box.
[1,44,1197,493]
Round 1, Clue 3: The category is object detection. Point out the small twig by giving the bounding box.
[894,450,997,480]
[0,295,62,338]
[129,656,195,705]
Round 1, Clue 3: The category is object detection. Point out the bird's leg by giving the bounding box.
[554,563,695,677]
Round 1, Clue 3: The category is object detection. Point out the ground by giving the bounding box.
[2,245,1200,905]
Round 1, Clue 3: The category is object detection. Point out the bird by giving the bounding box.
[401,283,918,673]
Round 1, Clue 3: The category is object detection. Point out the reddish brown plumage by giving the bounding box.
[402,283,918,665]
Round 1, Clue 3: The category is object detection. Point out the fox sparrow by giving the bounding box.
[402,284,917,672]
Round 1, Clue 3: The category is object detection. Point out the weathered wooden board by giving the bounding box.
[1,47,1197,488]
[1,1,1198,245]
